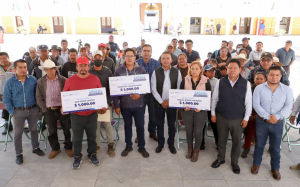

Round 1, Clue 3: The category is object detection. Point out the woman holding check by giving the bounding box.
[180,61,211,162]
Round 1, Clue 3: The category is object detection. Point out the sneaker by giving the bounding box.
[121,146,133,157]
[32,148,45,156]
[200,143,205,151]
[16,154,23,165]
[138,147,149,158]
[88,153,100,167]
[72,156,82,170]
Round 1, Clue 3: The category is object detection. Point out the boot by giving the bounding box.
[191,148,200,162]
[108,143,116,157]
[186,145,193,159]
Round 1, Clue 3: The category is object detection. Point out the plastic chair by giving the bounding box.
[282,113,300,152]
[0,115,13,151]
[23,116,46,143]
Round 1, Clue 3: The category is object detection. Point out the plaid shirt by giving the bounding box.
[46,75,61,108]
[136,58,161,81]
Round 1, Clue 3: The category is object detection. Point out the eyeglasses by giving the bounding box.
[125,56,135,59]
[261,59,271,62]
[186,44,193,46]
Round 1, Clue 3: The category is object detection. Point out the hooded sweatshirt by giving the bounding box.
[112,62,146,109]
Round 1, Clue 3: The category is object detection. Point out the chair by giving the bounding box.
[0,115,13,151]
[282,113,300,152]
[23,116,46,143]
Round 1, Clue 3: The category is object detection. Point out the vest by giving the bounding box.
[184,75,207,90]
[155,66,179,105]
[216,75,247,119]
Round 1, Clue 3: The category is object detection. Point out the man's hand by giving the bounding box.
[12,114,15,117]
[130,93,140,100]
[97,107,108,114]
[290,116,296,124]
[241,120,248,128]
[60,107,69,115]
[184,106,190,111]
[194,109,201,112]
[115,108,121,116]
[161,100,169,109]
[211,115,217,123]
[268,115,278,124]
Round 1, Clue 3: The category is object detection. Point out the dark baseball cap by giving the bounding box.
[50,45,59,51]
[39,45,48,50]
[204,64,216,71]
[141,39,145,42]
[260,52,273,60]
[286,40,292,44]
[242,37,250,42]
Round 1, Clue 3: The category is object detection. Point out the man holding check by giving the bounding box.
[112,48,149,158]
[62,56,108,170]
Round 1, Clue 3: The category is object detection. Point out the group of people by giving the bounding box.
[0,35,299,180]
[36,24,47,34]
[205,22,222,35]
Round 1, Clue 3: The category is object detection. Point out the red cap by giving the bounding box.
[98,43,107,49]
[109,35,114,38]
[77,57,89,65]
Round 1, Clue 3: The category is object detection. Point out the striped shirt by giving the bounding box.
[46,75,61,108]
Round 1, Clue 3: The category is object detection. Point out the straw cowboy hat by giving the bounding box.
[232,53,249,63]
[272,57,283,67]
[38,59,61,71]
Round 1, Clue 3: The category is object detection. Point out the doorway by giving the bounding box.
[279,17,291,34]
[239,17,251,34]
[101,17,112,33]
[15,16,23,27]
[190,17,201,34]
[53,17,64,33]
[140,3,162,32]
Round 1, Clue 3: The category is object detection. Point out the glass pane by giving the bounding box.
[17,17,22,26]
[54,17,58,25]
[59,17,63,25]
[107,17,111,25]
[102,17,106,26]
[240,18,244,26]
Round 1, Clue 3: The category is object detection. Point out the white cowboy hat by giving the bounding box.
[232,53,249,63]
[38,59,61,71]
[273,57,279,62]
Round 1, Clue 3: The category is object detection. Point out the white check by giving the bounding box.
[61,88,107,113]
[169,89,211,110]
[109,74,150,97]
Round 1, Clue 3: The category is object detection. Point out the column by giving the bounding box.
[225,17,231,35]
[249,17,255,34]
[288,17,293,35]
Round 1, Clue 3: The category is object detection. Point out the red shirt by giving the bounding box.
[63,73,102,116]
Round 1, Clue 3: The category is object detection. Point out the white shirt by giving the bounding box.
[211,76,252,121]
[61,49,69,62]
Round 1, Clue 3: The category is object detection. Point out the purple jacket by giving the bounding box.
[113,62,146,109]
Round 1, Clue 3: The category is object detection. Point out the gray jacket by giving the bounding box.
[0,63,15,95]
[36,73,66,112]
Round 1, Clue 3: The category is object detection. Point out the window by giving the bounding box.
[107,17,110,26]
[59,17,63,25]
[54,17,58,25]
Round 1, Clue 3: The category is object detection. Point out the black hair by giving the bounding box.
[161,51,172,58]
[142,44,152,51]
[178,40,184,43]
[0,52,9,58]
[123,41,128,45]
[227,59,241,68]
[69,48,78,55]
[84,43,91,48]
[268,66,282,74]
[172,38,178,42]
[220,47,227,51]
[207,52,212,56]
[256,41,263,45]
[236,44,243,48]
[222,40,229,46]
[14,59,26,68]
[254,72,266,78]
[124,48,136,56]
[61,39,68,44]
[185,39,193,44]
[239,48,248,57]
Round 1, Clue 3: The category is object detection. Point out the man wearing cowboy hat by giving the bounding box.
[233,53,250,79]
[36,59,73,159]
[50,45,66,68]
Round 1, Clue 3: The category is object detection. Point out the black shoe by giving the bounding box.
[211,159,225,168]
[24,128,29,133]
[138,147,149,158]
[16,154,23,165]
[232,164,240,174]
[168,145,177,154]
[121,146,133,157]
[241,149,250,158]
[155,145,164,153]
[72,156,82,170]
[32,148,45,156]
[200,143,205,151]
[88,153,100,166]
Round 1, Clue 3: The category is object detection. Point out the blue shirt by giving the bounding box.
[253,82,293,120]
[173,48,182,57]
[151,67,182,104]
[276,47,295,66]
[136,58,161,81]
[184,50,200,63]
[3,75,37,115]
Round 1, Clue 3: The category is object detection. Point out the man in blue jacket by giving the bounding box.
[3,59,45,165]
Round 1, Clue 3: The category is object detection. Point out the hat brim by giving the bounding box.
[38,65,61,71]
[233,56,249,63]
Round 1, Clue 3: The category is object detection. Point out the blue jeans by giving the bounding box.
[155,105,176,146]
[143,94,157,135]
[253,117,284,170]
[120,107,145,148]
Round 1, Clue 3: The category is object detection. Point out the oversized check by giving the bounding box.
[169,89,211,110]
[61,88,107,113]
[109,74,150,97]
